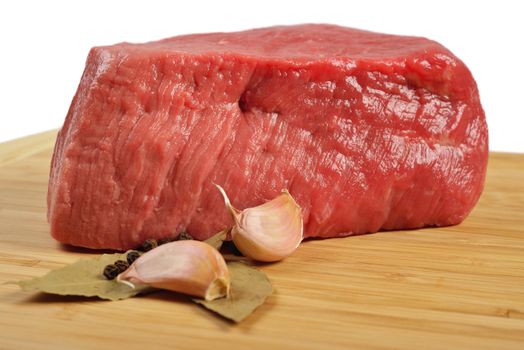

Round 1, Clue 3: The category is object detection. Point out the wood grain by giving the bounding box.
[1,131,523,350]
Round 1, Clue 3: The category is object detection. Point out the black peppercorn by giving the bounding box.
[223,241,243,256]
[177,232,193,241]
[231,242,244,257]
[140,239,158,252]
[103,264,120,280]
[158,237,175,245]
[126,250,141,265]
[114,259,129,273]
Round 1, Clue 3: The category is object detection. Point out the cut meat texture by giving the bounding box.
[48,24,488,250]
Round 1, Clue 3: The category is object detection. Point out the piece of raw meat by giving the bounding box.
[48,24,488,250]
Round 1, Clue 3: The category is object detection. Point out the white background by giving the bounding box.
[1,0,522,152]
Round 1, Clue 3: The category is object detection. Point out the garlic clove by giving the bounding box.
[117,240,230,301]
[216,185,303,262]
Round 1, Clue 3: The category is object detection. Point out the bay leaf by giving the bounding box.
[193,262,272,322]
[12,246,273,323]
[14,253,150,301]
[203,229,227,250]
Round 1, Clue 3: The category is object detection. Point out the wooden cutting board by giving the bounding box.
[1,130,523,350]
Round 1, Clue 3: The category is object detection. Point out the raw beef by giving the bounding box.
[48,24,488,250]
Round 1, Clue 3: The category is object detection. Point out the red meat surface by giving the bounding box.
[48,24,488,250]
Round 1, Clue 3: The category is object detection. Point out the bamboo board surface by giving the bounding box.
[0,130,523,350]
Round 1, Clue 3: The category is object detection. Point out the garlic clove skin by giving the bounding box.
[117,240,230,301]
[216,185,303,262]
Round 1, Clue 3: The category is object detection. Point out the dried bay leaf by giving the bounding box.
[14,253,151,301]
[193,262,272,322]
[12,244,272,323]
[203,229,227,250]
